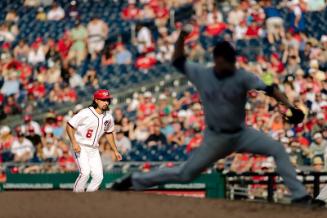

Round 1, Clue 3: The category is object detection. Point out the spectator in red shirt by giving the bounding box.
[138,92,156,117]
[57,31,72,59]
[121,1,141,20]
[245,21,262,39]
[63,85,77,102]
[27,80,46,99]
[186,124,203,153]
[270,53,285,74]
[205,8,227,37]
[135,53,157,71]
[58,148,76,172]
[153,1,169,27]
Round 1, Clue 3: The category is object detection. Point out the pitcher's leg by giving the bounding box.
[235,127,307,200]
[132,131,233,190]
[86,149,104,192]
[74,148,91,192]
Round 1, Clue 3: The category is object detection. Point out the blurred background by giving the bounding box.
[0,0,326,200]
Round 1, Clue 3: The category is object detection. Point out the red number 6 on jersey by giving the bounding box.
[86,129,94,138]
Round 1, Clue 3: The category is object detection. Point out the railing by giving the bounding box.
[225,171,327,202]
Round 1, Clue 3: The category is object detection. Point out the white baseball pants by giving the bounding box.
[73,146,103,192]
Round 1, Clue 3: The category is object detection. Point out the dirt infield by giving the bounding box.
[0,191,326,218]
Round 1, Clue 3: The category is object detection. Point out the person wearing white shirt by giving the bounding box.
[20,115,42,136]
[66,89,122,192]
[11,133,34,162]
[47,3,65,21]
[28,44,45,65]
[136,25,152,54]
[68,67,84,88]
[87,17,108,56]
[115,129,131,154]
[42,138,59,161]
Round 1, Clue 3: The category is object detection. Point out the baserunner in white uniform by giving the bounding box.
[66,89,122,192]
[111,25,316,205]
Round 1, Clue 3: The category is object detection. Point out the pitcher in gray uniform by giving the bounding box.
[112,26,312,204]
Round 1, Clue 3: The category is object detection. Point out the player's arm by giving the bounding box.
[104,132,122,161]
[265,84,305,124]
[244,71,304,124]
[264,84,292,108]
[66,123,81,153]
[171,24,192,73]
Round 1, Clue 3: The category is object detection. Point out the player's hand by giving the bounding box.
[114,151,122,161]
[72,143,81,153]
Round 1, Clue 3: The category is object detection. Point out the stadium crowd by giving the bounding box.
[0,0,326,183]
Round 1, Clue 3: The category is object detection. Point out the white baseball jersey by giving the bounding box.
[20,121,42,136]
[68,107,115,148]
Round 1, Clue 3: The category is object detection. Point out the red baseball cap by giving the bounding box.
[24,115,32,122]
[2,42,10,49]
[56,115,64,121]
[93,89,112,100]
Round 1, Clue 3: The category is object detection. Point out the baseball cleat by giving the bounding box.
[111,174,133,191]
[311,199,326,208]
[291,195,312,206]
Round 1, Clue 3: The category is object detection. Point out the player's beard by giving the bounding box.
[102,105,110,111]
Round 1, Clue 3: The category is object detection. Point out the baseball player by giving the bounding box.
[112,26,313,204]
[66,89,122,192]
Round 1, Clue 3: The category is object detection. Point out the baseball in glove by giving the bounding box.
[283,107,305,125]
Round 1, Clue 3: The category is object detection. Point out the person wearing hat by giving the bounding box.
[312,113,326,135]
[66,89,122,192]
[309,133,327,160]
[11,130,34,163]
[20,114,42,137]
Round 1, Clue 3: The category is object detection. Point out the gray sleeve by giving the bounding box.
[243,71,267,91]
[172,57,205,86]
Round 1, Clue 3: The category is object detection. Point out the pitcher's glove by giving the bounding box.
[284,107,305,125]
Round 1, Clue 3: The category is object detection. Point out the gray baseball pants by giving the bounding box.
[131,127,307,200]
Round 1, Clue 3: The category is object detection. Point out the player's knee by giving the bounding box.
[92,171,103,182]
[80,168,91,178]
[179,171,195,183]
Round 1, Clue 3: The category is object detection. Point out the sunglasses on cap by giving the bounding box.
[98,98,112,103]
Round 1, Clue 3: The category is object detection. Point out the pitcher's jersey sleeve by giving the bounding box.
[68,109,87,129]
[172,57,206,87]
[243,71,267,91]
